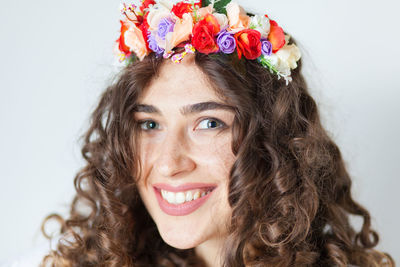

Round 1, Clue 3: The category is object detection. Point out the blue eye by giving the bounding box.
[197,118,226,130]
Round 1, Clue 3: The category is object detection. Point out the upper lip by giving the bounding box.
[153,183,217,192]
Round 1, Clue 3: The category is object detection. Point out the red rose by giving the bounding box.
[171,2,193,18]
[234,29,261,60]
[139,0,156,12]
[268,20,285,53]
[192,14,220,54]
[117,20,131,55]
[139,12,150,51]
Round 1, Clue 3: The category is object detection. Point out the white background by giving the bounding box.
[0,0,399,264]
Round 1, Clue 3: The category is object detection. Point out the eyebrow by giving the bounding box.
[134,101,235,116]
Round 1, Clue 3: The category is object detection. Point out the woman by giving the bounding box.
[40,0,394,266]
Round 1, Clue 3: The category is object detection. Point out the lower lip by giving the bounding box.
[153,187,215,216]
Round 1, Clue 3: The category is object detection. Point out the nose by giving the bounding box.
[154,130,196,178]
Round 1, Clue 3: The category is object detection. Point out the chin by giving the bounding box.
[158,225,207,250]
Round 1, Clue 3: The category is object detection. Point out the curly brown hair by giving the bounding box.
[40,49,394,266]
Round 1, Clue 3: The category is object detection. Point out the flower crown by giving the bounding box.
[115,0,301,83]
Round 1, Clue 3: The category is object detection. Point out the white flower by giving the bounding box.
[267,54,291,76]
[213,13,228,29]
[158,0,174,10]
[262,44,301,79]
[275,44,301,69]
[250,14,270,38]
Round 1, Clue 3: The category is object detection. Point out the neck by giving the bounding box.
[195,237,226,267]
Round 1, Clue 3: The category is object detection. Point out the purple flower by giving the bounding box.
[261,39,272,56]
[157,17,175,40]
[147,31,164,55]
[216,30,236,54]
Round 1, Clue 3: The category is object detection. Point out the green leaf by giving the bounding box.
[257,55,279,74]
[213,0,232,15]
[201,0,212,8]
[125,54,138,66]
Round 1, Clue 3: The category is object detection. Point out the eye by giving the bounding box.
[197,118,226,130]
[138,120,160,131]
[137,118,227,132]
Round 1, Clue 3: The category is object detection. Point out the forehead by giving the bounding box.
[138,57,221,105]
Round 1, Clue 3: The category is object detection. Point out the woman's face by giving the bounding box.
[134,56,236,250]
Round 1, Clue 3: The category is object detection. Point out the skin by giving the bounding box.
[134,55,236,266]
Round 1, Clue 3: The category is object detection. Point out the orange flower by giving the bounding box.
[168,13,193,51]
[226,2,251,31]
[197,4,213,18]
[117,20,131,55]
[234,29,262,60]
[124,22,150,60]
[268,20,285,53]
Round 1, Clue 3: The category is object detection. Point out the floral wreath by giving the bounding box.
[115,0,301,84]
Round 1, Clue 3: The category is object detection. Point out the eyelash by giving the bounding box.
[137,118,227,131]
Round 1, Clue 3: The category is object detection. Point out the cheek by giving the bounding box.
[195,135,236,181]
[137,139,156,180]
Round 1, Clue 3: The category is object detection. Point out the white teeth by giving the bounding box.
[185,191,193,202]
[160,188,213,204]
[175,192,186,204]
[193,191,200,200]
[166,191,175,204]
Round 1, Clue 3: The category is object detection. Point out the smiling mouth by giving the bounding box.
[153,186,217,216]
[157,187,215,205]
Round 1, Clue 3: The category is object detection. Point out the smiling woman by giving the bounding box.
[134,58,236,265]
[37,0,395,266]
